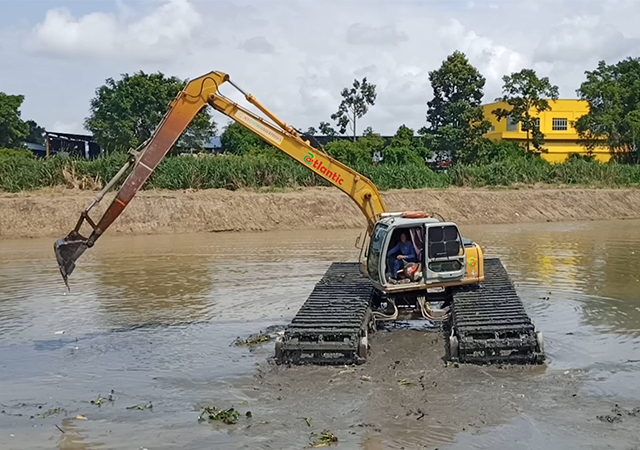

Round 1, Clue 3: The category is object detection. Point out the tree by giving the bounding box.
[425,51,490,164]
[384,125,431,165]
[330,77,377,141]
[475,139,531,164]
[362,126,375,137]
[84,71,216,154]
[0,93,29,148]
[493,69,559,153]
[391,124,431,157]
[574,57,640,161]
[25,120,46,145]
[303,126,317,136]
[318,121,338,137]
[325,140,372,166]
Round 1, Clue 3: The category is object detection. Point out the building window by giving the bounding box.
[507,117,519,131]
[552,118,568,131]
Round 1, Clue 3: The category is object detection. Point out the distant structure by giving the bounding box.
[25,142,47,158]
[482,100,609,163]
[306,135,394,147]
[40,132,101,159]
[202,136,223,154]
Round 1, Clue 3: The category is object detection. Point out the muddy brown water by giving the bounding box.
[1,221,640,449]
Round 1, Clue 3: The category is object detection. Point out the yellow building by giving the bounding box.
[482,100,611,163]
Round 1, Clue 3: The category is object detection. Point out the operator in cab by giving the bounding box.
[387,232,417,279]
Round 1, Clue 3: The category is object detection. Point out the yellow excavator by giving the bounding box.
[54,71,544,366]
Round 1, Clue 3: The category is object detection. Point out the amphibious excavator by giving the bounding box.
[54,71,545,366]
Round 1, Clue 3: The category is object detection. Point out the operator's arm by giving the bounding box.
[403,243,417,262]
[387,242,401,258]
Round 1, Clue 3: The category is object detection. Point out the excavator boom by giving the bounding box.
[54,71,386,287]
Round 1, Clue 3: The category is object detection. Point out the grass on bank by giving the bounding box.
[2,148,640,193]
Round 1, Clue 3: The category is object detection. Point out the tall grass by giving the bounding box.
[3,152,640,193]
[451,158,640,187]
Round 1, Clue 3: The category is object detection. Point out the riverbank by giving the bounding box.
[2,186,640,240]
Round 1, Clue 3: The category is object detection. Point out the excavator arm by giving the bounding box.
[54,71,387,287]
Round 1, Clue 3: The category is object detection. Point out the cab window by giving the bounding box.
[428,225,461,258]
[367,224,388,283]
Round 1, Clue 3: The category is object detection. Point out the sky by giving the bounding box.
[1,0,639,136]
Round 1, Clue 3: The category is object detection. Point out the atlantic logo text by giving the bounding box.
[304,152,345,186]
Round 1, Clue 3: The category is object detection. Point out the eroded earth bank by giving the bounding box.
[4,186,640,239]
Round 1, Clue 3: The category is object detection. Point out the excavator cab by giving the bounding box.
[365,215,483,294]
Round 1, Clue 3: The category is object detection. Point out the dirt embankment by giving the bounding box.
[2,186,640,239]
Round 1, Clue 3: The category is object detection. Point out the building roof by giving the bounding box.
[25,142,46,152]
[482,99,588,108]
[46,131,97,142]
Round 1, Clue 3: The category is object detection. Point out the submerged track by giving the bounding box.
[449,258,544,364]
[276,262,374,365]
[277,258,544,366]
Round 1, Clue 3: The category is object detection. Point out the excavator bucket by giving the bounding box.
[54,230,89,289]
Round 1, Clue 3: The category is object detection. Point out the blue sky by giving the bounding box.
[1,0,639,136]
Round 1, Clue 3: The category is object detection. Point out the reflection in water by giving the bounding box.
[89,230,363,328]
[0,229,363,340]
[57,418,103,450]
[462,220,640,337]
[92,242,215,328]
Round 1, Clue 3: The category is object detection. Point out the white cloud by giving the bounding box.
[6,0,640,136]
[346,23,408,46]
[27,0,202,62]
[239,36,275,55]
[51,120,84,134]
[534,15,640,65]
[439,19,529,93]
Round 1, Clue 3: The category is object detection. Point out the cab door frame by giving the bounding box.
[380,223,428,288]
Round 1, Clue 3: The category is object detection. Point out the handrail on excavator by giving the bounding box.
[54,71,387,288]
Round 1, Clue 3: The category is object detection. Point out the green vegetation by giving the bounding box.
[423,50,490,165]
[0,94,46,150]
[308,429,339,448]
[84,71,217,154]
[493,68,560,152]
[330,77,377,140]
[0,148,35,160]
[574,57,640,161]
[4,53,640,194]
[450,156,640,187]
[197,406,248,425]
[4,149,640,193]
[0,93,32,148]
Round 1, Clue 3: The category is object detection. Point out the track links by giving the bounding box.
[276,262,374,365]
[449,258,545,365]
